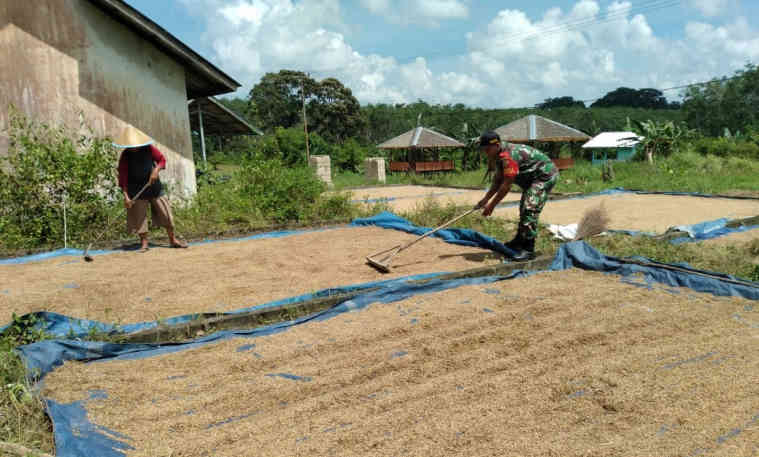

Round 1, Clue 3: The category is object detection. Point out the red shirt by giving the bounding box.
[499,148,519,179]
[117,144,166,191]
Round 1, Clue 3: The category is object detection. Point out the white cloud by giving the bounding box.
[180,0,759,109]
[686,0,730,17]
[358,0,469,25]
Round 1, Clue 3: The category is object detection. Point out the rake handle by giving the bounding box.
[396,206,479,254]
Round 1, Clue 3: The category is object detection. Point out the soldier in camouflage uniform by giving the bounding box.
[477,131,559,261]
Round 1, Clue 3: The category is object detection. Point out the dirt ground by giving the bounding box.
[43,269,759,456]
[348,185,521,212]
[0,226,501,325]
[495,193,759,233]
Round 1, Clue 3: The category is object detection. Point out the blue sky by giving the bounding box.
[125,0,759,107]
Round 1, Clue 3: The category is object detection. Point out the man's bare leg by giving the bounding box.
[167,228,187,248]
[139,233,149,251]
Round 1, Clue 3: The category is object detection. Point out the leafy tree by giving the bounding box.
[248,70,317,133]
[308,77,365,143]
[537,96,585,109]
[682,63,759,136]
[591,87,673,109]
[248,71,364,143]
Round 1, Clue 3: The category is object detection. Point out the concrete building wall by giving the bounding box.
[0,0,197,195]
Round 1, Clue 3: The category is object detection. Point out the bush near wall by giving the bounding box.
[0,109,121,250]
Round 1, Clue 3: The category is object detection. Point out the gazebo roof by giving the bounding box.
[494,115,590,143]
[377,127,465,149]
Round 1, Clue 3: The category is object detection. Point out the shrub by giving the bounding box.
[0,109,121,249]
[332,138,366,173]
[236,157,325,222]
[691,137,759,159]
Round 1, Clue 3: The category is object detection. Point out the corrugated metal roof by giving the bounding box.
[494,115,590,142]
[188,97,263,136]
[582,132,642,148]
[377,127,465,149]
[87,0,240,98]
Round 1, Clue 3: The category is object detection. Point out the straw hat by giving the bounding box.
[112,125,154,148]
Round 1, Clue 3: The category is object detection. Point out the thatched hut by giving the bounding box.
[494,115,590,170]
[377,126,465,173]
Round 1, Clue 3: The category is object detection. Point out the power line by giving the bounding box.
[495,0,680,45]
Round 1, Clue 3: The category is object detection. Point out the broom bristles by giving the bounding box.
[573,203,610,241]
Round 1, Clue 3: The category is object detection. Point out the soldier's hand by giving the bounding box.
[482,203,494,217]
[124,198,134,209]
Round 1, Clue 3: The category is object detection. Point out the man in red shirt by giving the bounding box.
[114,126,187,252]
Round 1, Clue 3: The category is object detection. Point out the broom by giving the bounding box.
[573,203,610,241]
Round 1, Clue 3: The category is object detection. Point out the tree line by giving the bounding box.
[210,65,758,159]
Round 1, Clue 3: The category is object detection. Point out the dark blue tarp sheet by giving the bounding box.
[352,212,517,257]
[667,218,759,244]
[551,241,759,300]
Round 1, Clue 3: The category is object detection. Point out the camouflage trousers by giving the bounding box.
[518,174,558,241]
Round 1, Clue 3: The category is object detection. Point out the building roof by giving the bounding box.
[582,131,642,149]
[188,97,262,136]
[377,127,465,149]
[87,0,240,98]
[494,115,590,143]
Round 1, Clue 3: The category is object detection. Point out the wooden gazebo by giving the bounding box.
[377,126,465,173]
[494,115,590,170]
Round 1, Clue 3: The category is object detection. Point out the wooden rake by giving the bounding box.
[366,206,479,273]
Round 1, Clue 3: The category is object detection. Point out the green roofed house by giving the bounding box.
[582,131,643,165]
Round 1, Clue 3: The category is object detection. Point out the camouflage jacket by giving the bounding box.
[496,142,558,188]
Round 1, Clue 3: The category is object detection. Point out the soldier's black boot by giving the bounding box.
[504,235,523,253]
[510,237,536,262]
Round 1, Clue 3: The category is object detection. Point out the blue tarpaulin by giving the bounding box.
[667,218,759,244]
[352,212,517,257]
[551,241,759,300]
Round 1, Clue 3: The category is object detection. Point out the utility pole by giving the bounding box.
[301,75,310,162]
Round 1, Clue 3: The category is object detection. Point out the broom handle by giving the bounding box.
[397,207,478,254]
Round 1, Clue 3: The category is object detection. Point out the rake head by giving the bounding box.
[366,245,402,273]
[83,243,94,262]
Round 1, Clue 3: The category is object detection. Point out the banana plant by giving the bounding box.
[632,119,695,164]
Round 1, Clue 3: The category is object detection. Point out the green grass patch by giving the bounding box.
[0,315,54,455]
[554,150,759,194]
[335,149,759,195]
[333,169,488,190]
